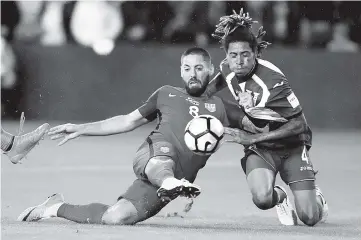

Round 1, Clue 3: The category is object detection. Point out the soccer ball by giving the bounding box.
[184,115,225,155]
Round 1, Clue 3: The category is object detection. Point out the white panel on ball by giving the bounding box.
[184,131,196,151]
[187,117,208,136]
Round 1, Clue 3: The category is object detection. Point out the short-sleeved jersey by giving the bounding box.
[206,59,312,148]
[137,85,229,181]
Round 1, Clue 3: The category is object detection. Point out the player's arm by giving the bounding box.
[250,113,307,143]
[205,59,229,97]
[49,88,161,146]
[225,113,307,145]
[48,110,150,146]
[225,76,308,145]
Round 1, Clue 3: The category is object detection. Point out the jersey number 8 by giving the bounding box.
[189,106,199,117]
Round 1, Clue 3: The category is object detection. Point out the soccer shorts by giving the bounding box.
[132,135,178,180]
[241,144,316,185]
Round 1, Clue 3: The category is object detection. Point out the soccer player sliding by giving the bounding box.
[206,8,328,226]
[18,47,230,225]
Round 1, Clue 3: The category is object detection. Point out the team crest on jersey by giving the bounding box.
[160,147,170,153]
[205,103,216,112]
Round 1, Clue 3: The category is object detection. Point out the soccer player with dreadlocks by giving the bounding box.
[206,9,328,226]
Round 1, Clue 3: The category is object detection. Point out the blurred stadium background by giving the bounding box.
[1,1,361,240]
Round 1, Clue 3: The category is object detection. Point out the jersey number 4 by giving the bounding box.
[189,106,199,117]
[301,146,309,164]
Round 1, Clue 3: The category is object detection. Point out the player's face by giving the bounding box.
[226,42,257,77]
[181,54,214,97]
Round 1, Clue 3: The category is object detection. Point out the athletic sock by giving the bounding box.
[57,203,109,224]
[273,187,286,205]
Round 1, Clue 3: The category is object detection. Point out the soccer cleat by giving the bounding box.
[315,185,328,223]
[17,193,64,222]
[157,178,201,202]
[4,118,49,164]
[275,185,298,226]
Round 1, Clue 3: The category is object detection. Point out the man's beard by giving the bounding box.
[185,76,210,97]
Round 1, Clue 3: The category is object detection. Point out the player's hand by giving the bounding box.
[238,92,254,109]
[48,123,82,146]
[223,127,256,146]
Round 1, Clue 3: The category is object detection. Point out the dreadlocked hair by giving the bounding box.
[212,8,271,56]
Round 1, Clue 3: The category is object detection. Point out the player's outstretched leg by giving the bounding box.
[2,118,49,164]
[245,154,297,225]
[290,182,328,226]
[17,194,139,225]
[18,179,174,225]
[144,156,201,201]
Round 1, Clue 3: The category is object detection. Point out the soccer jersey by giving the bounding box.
[206,58,312,148]
[137,85,229,181]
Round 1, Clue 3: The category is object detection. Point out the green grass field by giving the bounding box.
[2,121,361,240]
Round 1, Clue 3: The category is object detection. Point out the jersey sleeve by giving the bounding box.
[205,72,228,97]
[265,75,303,119]
[137,87,161,121]
[218,99,230,127]
[206,59,230,97]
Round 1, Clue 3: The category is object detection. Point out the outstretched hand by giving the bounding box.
[223,127,257,146]
[48,123,82,146]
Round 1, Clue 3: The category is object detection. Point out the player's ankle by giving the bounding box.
[44,202,64,217]
[161,177,178,185]
[274,187,286,204]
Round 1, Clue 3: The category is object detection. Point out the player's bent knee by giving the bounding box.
[297,210,319,226]
[252,188,274,210]
[247,168,275,210]
[292,186,321,226]
[101,199,139,225]
[295,200,320,226]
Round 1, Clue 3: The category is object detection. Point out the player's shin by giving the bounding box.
[57,203,110,224]
[1,128,15,152]
[144,156,175,187]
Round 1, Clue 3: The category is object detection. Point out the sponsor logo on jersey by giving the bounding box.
[169,93,176,97]
[160,147,170,153]
[273,81,285,89]
[186,97,199,106]
[287,92,300,108]
[300,166,314,172]
[205,103,216,112]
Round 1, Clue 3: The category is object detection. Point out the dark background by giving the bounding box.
[8,43,361,129]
